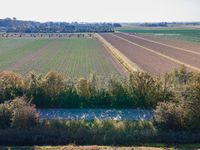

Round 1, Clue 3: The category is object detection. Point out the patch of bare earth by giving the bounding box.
[116,33,200,70]
[100,33,181,76]
[133,33,200,53]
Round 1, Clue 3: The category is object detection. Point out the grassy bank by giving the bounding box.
[0,120,200,146]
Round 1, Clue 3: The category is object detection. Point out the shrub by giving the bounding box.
[25,72,47,107]
[75,78,90,98]
[183,72,200,129]
[45,71,67,100]
[0,97,39,129]
[0,103,12,128]
[128,72,171,108]
[170,65,193,85]
[11,104,39,129]
[154,101,186,130]
[0,71,25,102]
[108,78,131,107]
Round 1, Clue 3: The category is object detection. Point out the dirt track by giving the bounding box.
[100,33,200,75]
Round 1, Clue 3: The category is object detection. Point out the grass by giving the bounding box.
[116,27,200,43]
[0,38,119,77]
[1,119,200,146]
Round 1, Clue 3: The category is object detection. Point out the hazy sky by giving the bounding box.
[0,0,199,22]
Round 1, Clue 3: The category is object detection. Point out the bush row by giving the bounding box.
[155,67,200,130]
[0,119,200,146]
[0,97,39,129]
[0,69,176,108]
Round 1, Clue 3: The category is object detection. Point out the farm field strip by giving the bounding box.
[111,33,200,72]
[96,34,141,74]
[116,28,200,43]
[0,39,52,70]
[7,40,60,72]
[0,38,123,77]
[134,33,200,53]
[101,33,181,75]
[121,32,200,55]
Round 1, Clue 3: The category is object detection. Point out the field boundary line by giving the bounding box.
[120,32,200,56]
[95,33,142,73]
[111,33,200,72]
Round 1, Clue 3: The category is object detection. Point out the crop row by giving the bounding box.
[0,38,119,77]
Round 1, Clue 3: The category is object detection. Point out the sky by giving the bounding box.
[0,0,199,22]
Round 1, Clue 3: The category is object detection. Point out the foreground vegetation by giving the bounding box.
[0,118,200,145]
[117,27,200,43]
[0,66,199,109]
[0,70,172,108]
[0,67,200,145]
[0,38,119,76]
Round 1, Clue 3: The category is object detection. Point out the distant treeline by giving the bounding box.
[0,18,121,33]
[139,22,200,27]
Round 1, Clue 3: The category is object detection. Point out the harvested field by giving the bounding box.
[0,37,125,77]
[100,33,200,75]
[117,28,200,43]
[129,33,200,53]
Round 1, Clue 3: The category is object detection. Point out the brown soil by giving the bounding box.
[132,33,200,53]
[100,33,181,76]
[116,33,200,70]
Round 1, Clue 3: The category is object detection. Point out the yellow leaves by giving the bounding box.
[45,71,66,89]
[75,78,89,98]
[0,71,25,89]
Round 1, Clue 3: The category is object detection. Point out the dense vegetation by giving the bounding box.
[0,96,200,146]
[0,67,200,145]
[0,18,121,33]
[117,28,200,43]
[0,119,200,145]
[0,66,199,109]
[0,70,173,108]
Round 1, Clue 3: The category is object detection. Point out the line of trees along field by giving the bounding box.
[0,66,199,109]
[0,18,122,33]
[0,70,171,108]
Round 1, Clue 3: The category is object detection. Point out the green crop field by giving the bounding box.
[116,27,200,43]
[0,38,120,77]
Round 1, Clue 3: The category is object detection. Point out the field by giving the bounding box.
[116,27,200,43]
[0,36,125,77]
[100,32,200,75]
